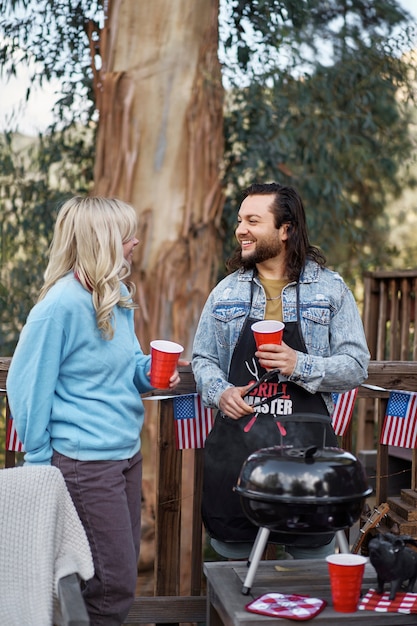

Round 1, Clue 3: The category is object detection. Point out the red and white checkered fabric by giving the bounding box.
[359,588,417,613]
[246,593,326,620]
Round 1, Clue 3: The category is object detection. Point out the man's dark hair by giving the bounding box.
[226,182,326,281]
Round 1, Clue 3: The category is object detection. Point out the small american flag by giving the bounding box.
[331,388,358,436]
[380,390,417,448]
[172,394,214,450]
[6,416,24,452]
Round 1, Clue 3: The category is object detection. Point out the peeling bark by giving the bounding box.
[92,0,224,594]
[94,0,223,354]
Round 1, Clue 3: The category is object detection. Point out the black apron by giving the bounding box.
[202,284,338,546]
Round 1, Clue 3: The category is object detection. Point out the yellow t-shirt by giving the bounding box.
[258,275,287,321]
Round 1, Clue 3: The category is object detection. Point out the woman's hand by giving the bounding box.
[168,359,189,389]
[255,341,297,375]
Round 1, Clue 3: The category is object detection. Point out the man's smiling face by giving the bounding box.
[235,194,284,269]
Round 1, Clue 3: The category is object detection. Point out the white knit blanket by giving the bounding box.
[0,465,94,625]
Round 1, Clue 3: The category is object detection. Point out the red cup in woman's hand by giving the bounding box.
[150,340,184,388]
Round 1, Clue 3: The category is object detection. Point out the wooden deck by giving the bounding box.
[2,357,417,624]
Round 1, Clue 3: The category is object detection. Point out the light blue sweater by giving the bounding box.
[6,273,154,464]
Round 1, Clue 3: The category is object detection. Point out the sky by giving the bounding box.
[1,0,417,136]
[1,73,61,135]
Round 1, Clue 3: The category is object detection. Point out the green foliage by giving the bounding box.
[0,1,98,355]
[221,0,414,80]
[0,126,95,355]
[0,0,417,348]
[0,0,103,129]
[220,0,417,286]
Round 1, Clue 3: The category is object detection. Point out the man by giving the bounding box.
[192,182,370,560]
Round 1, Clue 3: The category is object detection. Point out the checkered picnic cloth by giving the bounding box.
[246,593,326,620]
[358,589,417,613]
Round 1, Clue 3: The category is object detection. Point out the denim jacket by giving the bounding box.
[192,259,370,414]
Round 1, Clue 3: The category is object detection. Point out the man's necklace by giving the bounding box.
[266,294,282,301]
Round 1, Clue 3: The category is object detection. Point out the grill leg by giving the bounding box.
[242,527,270,595]
[336,529,349,553]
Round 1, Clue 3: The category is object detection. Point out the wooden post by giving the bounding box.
[412,449,417,491]
[5,399,16,469]
[155,399,182,596]
[375,398,389,505]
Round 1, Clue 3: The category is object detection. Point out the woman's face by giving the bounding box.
[123,236,139,264]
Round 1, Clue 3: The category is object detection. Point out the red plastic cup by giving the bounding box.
[251,320,285,349]
[150,340,184,388]
[326,553,367,612]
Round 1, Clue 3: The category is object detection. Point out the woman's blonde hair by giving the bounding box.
[39,196,138,340]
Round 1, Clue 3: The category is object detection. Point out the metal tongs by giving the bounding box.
[242,368,285,433]
[244,368,281,395]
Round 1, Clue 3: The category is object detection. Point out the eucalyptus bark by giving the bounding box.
[93,0,224,355]
[92,0,224,593]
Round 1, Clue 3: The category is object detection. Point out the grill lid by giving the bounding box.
[235,444,372,504]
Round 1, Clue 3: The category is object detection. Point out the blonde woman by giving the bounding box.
[7,196,183,626]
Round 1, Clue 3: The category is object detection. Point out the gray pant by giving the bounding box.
[52,450,142,626]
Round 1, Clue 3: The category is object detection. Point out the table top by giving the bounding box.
[204,559,417,625]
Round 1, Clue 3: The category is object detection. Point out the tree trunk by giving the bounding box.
[92,0,224,594]
[93,0,224,355]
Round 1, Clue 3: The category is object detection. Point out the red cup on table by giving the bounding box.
[150,340,184,388]
[251,320,285,349]
[326,553,367,613]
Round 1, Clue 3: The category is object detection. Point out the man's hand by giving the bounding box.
[255,341,297,375]
[219,385,254,420]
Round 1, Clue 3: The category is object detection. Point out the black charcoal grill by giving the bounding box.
[233,413,372,594]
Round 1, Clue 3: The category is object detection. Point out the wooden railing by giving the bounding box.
[2,357,417,624]
[358,270,417,451]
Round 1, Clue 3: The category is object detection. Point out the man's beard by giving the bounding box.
[240,239,282,270]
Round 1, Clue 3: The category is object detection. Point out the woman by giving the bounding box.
[7,196,184,625]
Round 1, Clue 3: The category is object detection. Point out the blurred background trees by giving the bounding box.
[220,0,417,281]
[1,0,416,355]
[0,0,224,357]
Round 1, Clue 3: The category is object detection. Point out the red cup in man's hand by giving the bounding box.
[251,320,285,349]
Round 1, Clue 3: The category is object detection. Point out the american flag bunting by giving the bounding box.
[331,388,358,436]
[6,416,24,452]
[380,390,417,448]
[173,394,214,450]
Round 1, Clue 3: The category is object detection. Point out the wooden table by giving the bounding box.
[204,559,417,625]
